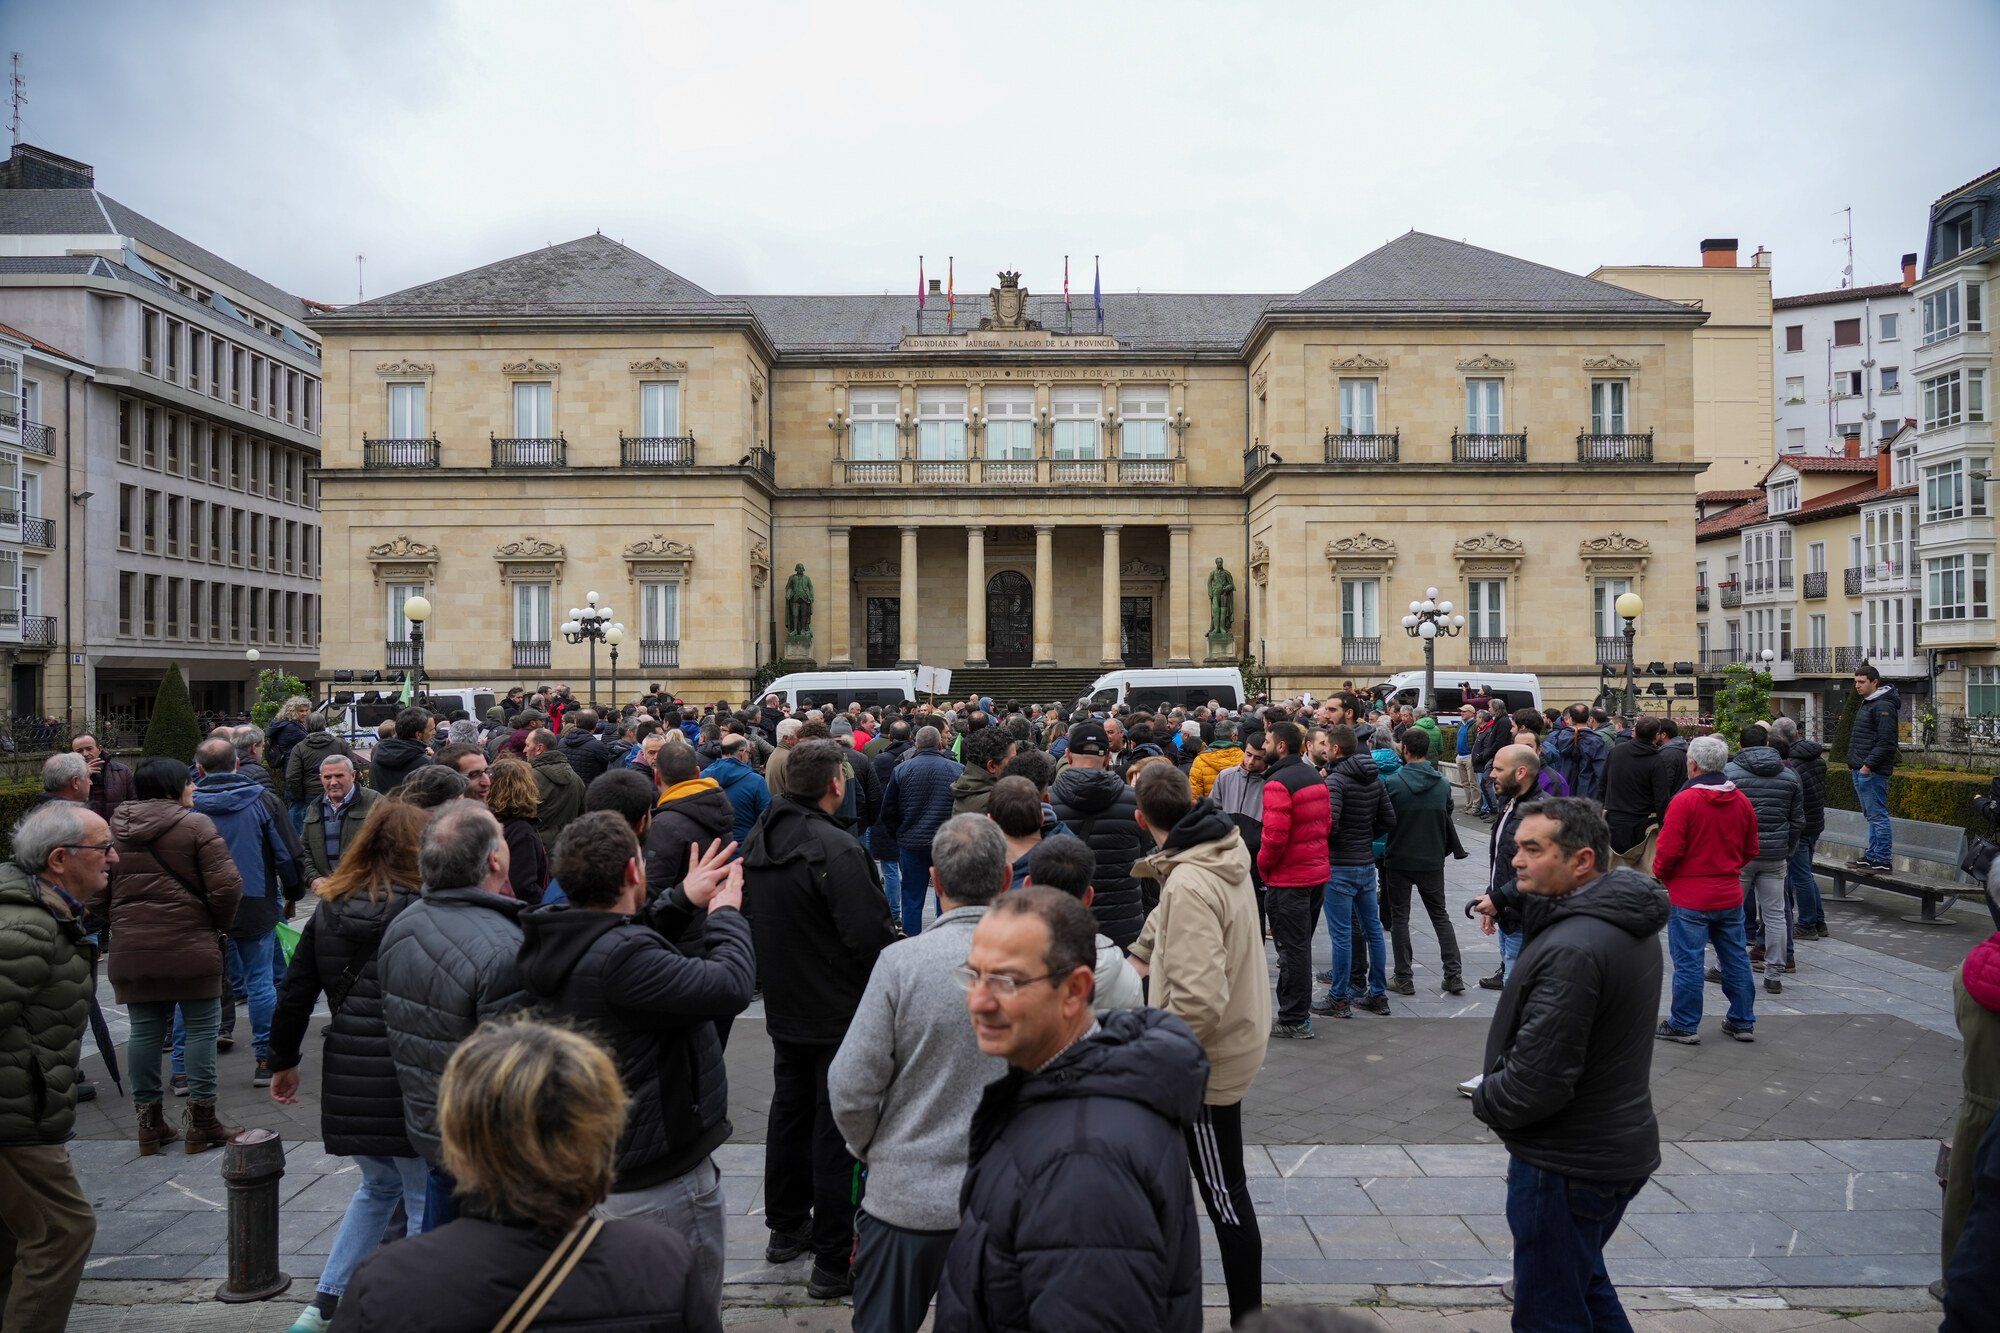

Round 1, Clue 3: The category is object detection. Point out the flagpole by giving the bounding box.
[1065,254,1072,333]
[918,254,925,326]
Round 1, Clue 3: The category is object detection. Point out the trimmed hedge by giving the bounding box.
[142,663,203,761]
[1825,765,1993,828]
[0,777,47,862]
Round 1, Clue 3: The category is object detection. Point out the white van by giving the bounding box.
[1375,671,1541,716]
[1076,667,1248,712]
[321,686,498,752]
[763,670,920,711]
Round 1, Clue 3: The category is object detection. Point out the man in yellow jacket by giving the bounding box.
[1187,728,1244,800]
[1128,761,1271,1325]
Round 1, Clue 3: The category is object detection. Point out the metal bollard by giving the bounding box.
[216,1128,291,1303]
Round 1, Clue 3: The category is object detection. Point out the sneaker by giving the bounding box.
[805,1262,853,1300]
[764,1228,810,1264]
[1764,975,1783,995]
[1270,1021,1316,1039]
[1315,969,1333,985]
[170,1073,189,1098]
[215,1031,234,1053]
[74,1079,96,1104]
[1478,968,1505,991]
[1346,985,1368,1001]
[1442,977,1466,995]
[1386,976,1416,996]
[1706,966,1724,984]
[1721,1021,1756,1042]
[1655,1021,1700,1045]
[1358,994,1392,1016]
[287,1305,333,1333]
[1798,922,1829,941]
[1309,996,1352,1019]
[253,1059,272,1089]
[1456,1073,1484,1098]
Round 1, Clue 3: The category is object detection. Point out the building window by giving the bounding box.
[141,407,159,468]
[248,355,263,412]
[386,583,424,643]
[166,496,182,556]
[1466,579,1505,638]
[984,387,1034,460]
[231,348,245,406]
[1118,386,1169,458]
[1926,460,1971,521]
[1922,283,1984,344]
[847,388,898,462]
[1809,613,1828,650]
[1339,378,1378,434]
[915,386,967,460]
[163,321,182,381]
[1051,386,1100,460]
[1833,318,1861,347]
[1969,666,2000,717]
[1865,505,1913,573]
[512,381,553,437]
[1880,312,1899,341]
[118,572,133,635]
[118,484,135,550]
[1807,541,1826,576]
[1881,366,1900,393]
[1590,379,1629,434]
[1922,368,1986,430]
[1836,370,1863,398]
[1593,578,1633,639]
[143,575,159,637]
[1768,478,1799,515]
[1893,442,1916,486]
[641,581,681,646]
[513,581,551,645]
[1925,554,1991,621]
[1464,378,1503,433]
[1784,325,1804,353]
[1340,579,1379,639]
[639,380,680,437]
[1784,375,1805,404]
[1784,426,1807,451]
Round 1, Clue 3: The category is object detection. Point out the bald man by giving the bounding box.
[1472,745,1543,990]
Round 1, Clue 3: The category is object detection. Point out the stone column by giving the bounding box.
[1100,524,1123,667]
[965,526,988,667]
[898,525,919,666]
[1033,524,1056,666]
[1169,524,1193,665]
[826,525,852,666]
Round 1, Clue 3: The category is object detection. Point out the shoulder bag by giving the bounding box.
[490,1216,605,1333]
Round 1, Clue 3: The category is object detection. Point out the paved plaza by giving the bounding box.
[66,815,1980,1323]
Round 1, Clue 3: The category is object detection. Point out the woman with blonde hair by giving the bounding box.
[487,757,549,902]
[268,695,313,826]
[340,1020,721,1331]
[266,799,430,1333]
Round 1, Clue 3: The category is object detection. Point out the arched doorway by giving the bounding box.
[986,571,1033,667]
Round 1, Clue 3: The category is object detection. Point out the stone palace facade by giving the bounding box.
[311,231,1723,702]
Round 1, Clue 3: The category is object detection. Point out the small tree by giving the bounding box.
[141,663,203,761]
[1830,686,1861,765]
[1711,663,1772,742]
[249,668,310,729]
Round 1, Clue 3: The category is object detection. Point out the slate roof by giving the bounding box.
[1277,231,1701,317]
[321,234,746,320]
[741,291,1275,354]
[0,187,310,321]
[1773,281,1910,310]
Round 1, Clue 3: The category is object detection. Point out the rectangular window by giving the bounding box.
[118,572,133,635]
[267,362,281,419]
[1837,370,1864,397]
[141,309,160,374]
[229,510,243,565]
[1923,286,1962,344]
[166,496,182,556]
[1810,613,1828,650]
[1593,578,1633,639]
[188,500,204,563]
[1340,579,1379,639]
[1881,366,1900,393]
[231,348,245,406]
[1784,375,1805,404]
[386,583,423,643]
[230,587,243,641]
[1925,555,1991,621]
[642,581,681,643]
[1339,378,1378,434]
[1768,478,1799,514]
[209,339,223,397]
[141,406,159,468]
[249,355,263,412]
[118,484,135,550]
[1926,460,1968,521]
[143,574,158,637]
[1808,541,1826,575]
[1466,580,1505,638]
[1590,378,1629,434]
[1880,312,1899,341]
[209,506,223,562]
[387,382,426,439]
[513,582,552,644]
[983,387,1034,460]
[915,386,968,460]
[1784,426,1807,451]
[187,330,203,389]
[1052,386,1100,460]
[847,388,898,462]
[1784,325,1804,352]
[1118,386,1169,458]
[1922,369,1988,430]
[118,399,135,462]
[639,380,680,437]
[512,381,553,437]
[285,372,299,426]
[1970,666,2000,718]
[1833,318,1861,347]
[1464,379,1504,433]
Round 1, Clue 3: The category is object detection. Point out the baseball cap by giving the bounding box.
[1067,720,1110,756]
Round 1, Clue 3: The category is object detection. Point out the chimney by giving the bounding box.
[0,143,95,191]
[1843,431,1862,459]
[1700,238,1739,268]
[928,278,942,296]
[1877,442,1893,490]
[1750,246,1771,269]
[1901,252,1918,289]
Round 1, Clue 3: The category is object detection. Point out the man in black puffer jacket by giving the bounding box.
[936,889,1209,1333]
[1726,724,1804,990]
[556,710,614,786]
[1472,797,1667,1333]
[366,707,433,794]
[518,812,755,1318]
[1048,720,1148,948]
[1785,735,1830,945]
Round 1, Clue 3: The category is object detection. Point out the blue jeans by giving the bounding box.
[227,931,279,1059]
[877,858,903,923]
[1499,927,1522,981]
[288,800,308,834]
[1853,769,1892,863]
[896,845,935,935]
[1787,838,1823,931]
[1667,904,1755,1032]
[422,1165,458,1234]
[1323,865,1386,998]
[318,1155,428,1297]
[1505,1155,1644,1332]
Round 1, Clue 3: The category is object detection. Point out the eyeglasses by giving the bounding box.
[58,841,114,854]
[951,964,1055,997]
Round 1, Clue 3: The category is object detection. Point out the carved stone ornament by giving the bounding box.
[853,558,899,580]
[1121,559,1167,579]
[1251,367,1269,395]
[630,358,689,375]
[366,535,438,586]
[750,371,766,399]
[495,536,566,561]
[502,359,560,376]
[1325,533,1398,558]
[1454,532,1526,558]
[368,536,440,561]
[1329,354,1389,371]
[375,360,434,377]
[1249,539,1272,586]
[1582,354,1642,372]
[1456,354,1516,372]
[1579,532,1652,558]
[749,540,771,590]
[981,271,1039,332]
[623,535,696,560]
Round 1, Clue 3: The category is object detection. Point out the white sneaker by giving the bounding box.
[287,1305,333,1333]
[1457,1073,1484,1098]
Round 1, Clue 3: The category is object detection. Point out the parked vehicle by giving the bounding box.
[320,687,498,752]
[1076,668,1247,712]
[1374,671,1542,716]
[762,670,920,710]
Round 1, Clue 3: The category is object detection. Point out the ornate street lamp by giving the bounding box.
[561,591,622,710]
[1401,586,1465,713]
[1616,591,1644,719]
[605,623,625,713]
[403,595,431,701]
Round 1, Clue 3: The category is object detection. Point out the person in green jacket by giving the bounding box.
[0,802,112,1333]
[1378,729,1464,995]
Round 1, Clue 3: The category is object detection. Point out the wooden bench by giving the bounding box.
[1812,807,1970,924]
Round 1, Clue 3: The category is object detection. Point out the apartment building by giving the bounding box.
[0,144,322,724]
[1772,258,1918,458]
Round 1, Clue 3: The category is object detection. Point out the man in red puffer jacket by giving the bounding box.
[1652,734,1760,1045]
[1257,722,1331,1038]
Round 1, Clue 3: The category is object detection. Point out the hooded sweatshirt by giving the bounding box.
[950,762,999,816]
[1381,760,1452,872]
[1129,799,1271,1105]
[192,772,301,939]
[702,755,771,845]
[1652,773,1760,911]
[367,735,432,794]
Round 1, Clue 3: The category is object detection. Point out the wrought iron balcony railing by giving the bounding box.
[641,638,680,668]
[512,639,551,670]
[1719,582,1742,608]
[1696,587,1710,612]
[1844,567,1863,596]
[1323,430,1400,463]
[363,437,441,469]
[1791,647,1832,673]
[1341,636,1381,666]
[1835,647,1868,672]
[1577,431,1654,463]
[491,435,567,468]
[1451,431,1528,463]
[20,516,53,549]
[620,435,697,467]
[1803,570,1827,599]
[20,421,54,456]
[1470,636,1508,665]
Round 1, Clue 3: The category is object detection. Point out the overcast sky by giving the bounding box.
[10,1,1998,307]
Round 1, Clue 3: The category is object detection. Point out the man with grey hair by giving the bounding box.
[876,724,963,934]
[830,814,1008,1331]
[378,799,526,1231]
[301,753,379,892]
[36,752,90,808]
[764,715,805,795]
[232,724,278,796]
[1653,733,1762,1044]
[0,801,114,1332]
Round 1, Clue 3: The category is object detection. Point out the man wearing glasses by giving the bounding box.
[0,803,118,1333]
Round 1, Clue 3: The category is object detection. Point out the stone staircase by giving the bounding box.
[937,667,1105,709]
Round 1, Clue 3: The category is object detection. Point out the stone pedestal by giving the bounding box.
[1206,630,1237,663]
[783,632,815,665]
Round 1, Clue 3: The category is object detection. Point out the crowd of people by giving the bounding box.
[1,665,1997,1332]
